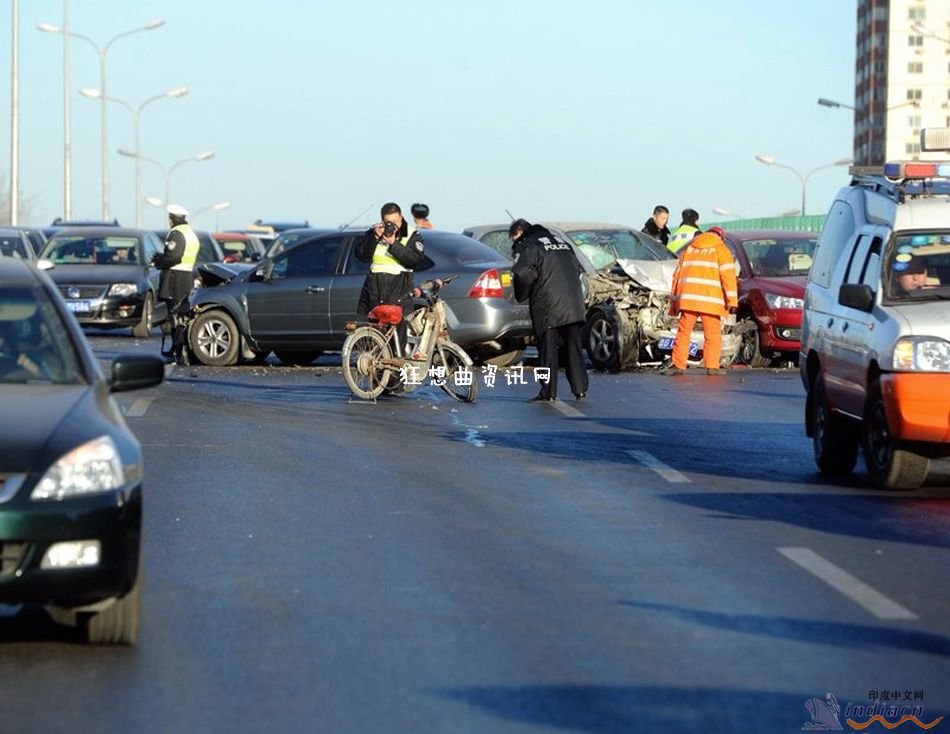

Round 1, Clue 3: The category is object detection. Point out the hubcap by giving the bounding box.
[196,319,231,359]
[590,318,615,362]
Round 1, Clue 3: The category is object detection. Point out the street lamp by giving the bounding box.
[80,86,188,227]
[37,18,165,220]
[9,0,19,225]
[817,97,856,111]
[754,155,853,215]
[120,149,215,206]
[193,201,231,230]
[911,22,950,45]
[712,207,743,219]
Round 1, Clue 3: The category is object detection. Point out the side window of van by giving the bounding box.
[859,237,883,290]
[810,200,854,288]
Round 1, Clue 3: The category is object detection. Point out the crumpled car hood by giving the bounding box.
[614,258,677,294]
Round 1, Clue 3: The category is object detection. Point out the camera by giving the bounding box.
[383,221,397,237]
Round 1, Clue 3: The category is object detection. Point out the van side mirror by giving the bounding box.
[838,283,875,312]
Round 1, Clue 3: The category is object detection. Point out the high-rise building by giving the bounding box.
[854,0,950,164]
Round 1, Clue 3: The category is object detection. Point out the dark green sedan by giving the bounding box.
[0,257,164,644]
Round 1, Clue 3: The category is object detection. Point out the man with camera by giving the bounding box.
[355,202,425,351]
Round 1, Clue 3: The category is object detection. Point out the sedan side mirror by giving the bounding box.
[110,355,165,393]
[37,258,55,271]
[838,283,875,312]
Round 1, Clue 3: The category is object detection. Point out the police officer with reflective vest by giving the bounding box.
[355,202,425,351]
[667,208,701,255]
[152,204,199,364]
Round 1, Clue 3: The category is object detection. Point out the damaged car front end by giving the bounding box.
[583,258,748,371]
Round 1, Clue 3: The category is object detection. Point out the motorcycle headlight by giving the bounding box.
[107,283,138,297]
[765,293,804,310]
[891,337,950,372]
[31,436,125,501]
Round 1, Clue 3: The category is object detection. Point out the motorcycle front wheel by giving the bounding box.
[342,327,392,400]
[433,340,477,403]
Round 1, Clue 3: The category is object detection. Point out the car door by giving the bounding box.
[831,230,883,416]
[246,237,343,342]
[327,235,372,341]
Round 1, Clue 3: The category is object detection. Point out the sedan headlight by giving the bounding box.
[891,337,950,372]
[765,293,804,310]
[107,283,138,297]
[31,436,124,501]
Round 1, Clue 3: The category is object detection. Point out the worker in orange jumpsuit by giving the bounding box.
[664,225,738,375]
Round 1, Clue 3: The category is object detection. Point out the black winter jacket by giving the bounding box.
[512,224,586,335]
[153,228,195,304]
[642,218,670,246]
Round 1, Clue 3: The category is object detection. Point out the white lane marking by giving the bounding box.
[625,450,690,483]
[125,398,154,418]
[551,400,585,418]
[777,547,917,621]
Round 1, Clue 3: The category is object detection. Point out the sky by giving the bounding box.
[1,1,858,232]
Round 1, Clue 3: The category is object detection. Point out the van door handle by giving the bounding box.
[842,322,849,332]
[827,318,834,327]
[306,286,325,294]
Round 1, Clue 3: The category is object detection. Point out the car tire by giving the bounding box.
[81,575,140,645]
[585,310,621,371]
[737,317,770,367]
[862,380,930,490]
[131,293,153,338]
[810,374,860,475]
[274,350,323,366]
[190,309,240,366]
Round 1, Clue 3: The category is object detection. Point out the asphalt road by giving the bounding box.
[1,331,948,733]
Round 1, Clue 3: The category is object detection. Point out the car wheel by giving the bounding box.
[737,317,770,367]
[81,575,140,645]
[862,380,930,490]
[810,374,859,475]
[585,310,621,371]
[190,310,240,366]
[274,350,323,366]
[131,293,153,338]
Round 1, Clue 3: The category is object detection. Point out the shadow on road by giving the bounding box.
[621,600,950,657]
[0,606,83,645]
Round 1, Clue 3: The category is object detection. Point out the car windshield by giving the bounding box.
[0,232,31,259]
[740,237,818,277]
[0,286,84,384]
[883,231,950,302]
[565,229,673,268]
[43,235,140,265]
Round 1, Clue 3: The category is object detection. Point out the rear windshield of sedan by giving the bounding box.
[883,232,950,302]
[739,238,817,277]
[43,235,141,265]
[426,234,510,268]
[0,286,84,384]
[0,232,32,259]
[566,229,673,268]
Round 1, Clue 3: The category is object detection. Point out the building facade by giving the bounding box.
[854,0,950,165]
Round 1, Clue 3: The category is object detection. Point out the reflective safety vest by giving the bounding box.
[371,225,416,275]
[669,232,738,317]
[668,224,699,254]
[169,224,200,272]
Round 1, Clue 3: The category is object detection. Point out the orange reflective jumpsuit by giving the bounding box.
[668,232,738,369]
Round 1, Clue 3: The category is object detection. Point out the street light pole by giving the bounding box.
[9,0,19,225]
[80,86,188,227]
[911,22,950,45]
[63,0,71,218]
[193,201,231,230]
[37,19,165,221]
[120,149,215,209]
[755,155,853,216]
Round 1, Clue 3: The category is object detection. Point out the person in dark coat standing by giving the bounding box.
[510,219,589,402]
[152,204,199,364]
[641,205,671,246]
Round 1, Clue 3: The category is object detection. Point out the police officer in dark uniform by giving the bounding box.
[152,204,199,364]
[510,219,589,402]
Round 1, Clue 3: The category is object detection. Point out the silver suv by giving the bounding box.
[800,146,950,489]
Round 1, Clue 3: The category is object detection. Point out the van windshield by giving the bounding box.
[883,232,950,302]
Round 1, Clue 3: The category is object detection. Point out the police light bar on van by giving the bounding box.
[920,127,950,153]
[882,161,950,180]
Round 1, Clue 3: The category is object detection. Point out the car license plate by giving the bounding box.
[657,337,699,356]
[66,300,92,314]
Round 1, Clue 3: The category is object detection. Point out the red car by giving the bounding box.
[723,229,819,366]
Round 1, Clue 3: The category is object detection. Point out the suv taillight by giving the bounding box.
[468,269,505,298]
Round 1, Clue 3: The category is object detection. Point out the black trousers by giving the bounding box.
[537,322,588,399]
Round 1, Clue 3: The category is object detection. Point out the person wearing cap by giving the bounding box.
[641,205,671,246]
[667,208,702,255]
[152,204,200,364]
[891,255,935,294]
[663,225,738,375]
[411,203,433,230]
